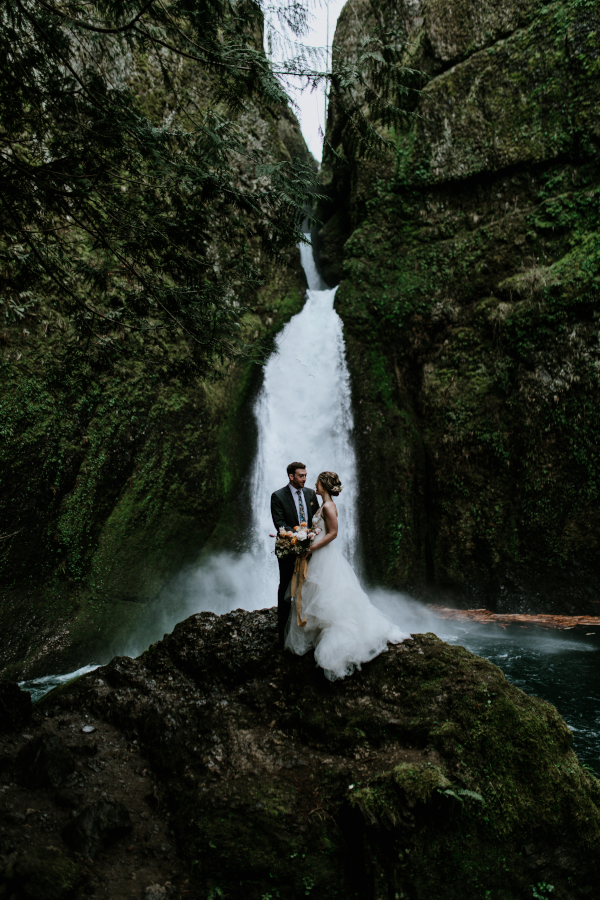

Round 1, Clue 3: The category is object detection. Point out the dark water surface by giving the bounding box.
[442,621,600,771]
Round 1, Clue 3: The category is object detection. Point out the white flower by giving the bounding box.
[296,530,308,541]
[315,528,322,535]
[279,526,286,533]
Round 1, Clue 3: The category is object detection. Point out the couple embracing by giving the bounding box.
[271,462,408,681]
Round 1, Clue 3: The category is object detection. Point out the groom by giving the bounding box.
[271,461,320,649]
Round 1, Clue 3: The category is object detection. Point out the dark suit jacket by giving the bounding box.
[271,484,319,533]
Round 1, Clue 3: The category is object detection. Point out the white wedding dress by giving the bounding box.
[284,509,409,680]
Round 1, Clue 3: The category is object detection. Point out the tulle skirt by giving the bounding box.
[284,541,409,680]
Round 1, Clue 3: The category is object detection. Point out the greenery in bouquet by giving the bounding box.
[272,523,321,559]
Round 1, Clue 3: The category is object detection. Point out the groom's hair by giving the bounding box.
[287,461,306,476]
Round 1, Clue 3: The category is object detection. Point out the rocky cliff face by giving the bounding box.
[0,42,314,679]
[1,610,599,899]
[320,0,600,612]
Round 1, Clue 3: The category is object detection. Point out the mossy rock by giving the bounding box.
[321,0,600,609]
[40,610,600,899]
[0,9,315,679]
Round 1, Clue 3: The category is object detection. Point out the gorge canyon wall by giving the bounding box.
[2,0,599,680]
[0,35,314,679]
[321,0,600,612]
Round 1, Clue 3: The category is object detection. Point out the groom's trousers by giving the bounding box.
[277,554,296,648]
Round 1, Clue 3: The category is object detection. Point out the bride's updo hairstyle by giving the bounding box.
[318,471,343,497]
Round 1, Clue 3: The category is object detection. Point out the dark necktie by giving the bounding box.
[296,490,307,524]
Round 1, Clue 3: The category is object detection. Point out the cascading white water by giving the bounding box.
[250,238,358,589]
[24,241,600,775]
[120,238,360,646]
[23,240,434,696]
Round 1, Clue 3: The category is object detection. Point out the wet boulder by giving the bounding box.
[16,735,75,789]
[62,799,132,858]
[43,609,600,899]
[0,681,32,733]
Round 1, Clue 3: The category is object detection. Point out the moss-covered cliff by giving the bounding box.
[0,41,314,679]
[321,0,600,612]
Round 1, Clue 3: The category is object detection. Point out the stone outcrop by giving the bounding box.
[1,610,599,899]
[320,0,600,612]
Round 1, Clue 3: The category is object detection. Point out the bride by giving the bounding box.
[284,470,409,680]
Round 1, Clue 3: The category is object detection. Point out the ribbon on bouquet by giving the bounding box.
[290,556,308,628]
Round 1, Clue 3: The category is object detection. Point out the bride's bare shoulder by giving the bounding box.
[322,499,338,517]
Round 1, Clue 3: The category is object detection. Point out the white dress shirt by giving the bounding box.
[288,483,308,525]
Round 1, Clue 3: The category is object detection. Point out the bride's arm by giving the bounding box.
[307,502,338,554]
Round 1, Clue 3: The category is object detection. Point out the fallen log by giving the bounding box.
[427,606,600,631]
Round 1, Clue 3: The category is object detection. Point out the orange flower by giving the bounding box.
[291,536,297,544]
[300,521,307,527]
[294,525,299,531]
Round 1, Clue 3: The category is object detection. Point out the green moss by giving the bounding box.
[40,613,600,898]
[323,0,600,601]
[333,635,600,899]
[182,630,600,898]
[0,1,314,677]
[336,159,600,596]
[397,0,600,185]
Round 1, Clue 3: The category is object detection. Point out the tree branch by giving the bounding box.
[35,0,156,35]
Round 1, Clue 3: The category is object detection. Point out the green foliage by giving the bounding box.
[0,1,427,379]
[207,888,225,900]
[532,885,555,900]
[326,30,426,163]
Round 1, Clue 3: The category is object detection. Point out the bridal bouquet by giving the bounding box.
[271,523,321,559]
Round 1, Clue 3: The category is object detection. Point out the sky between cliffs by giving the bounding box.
[265,0,347,163]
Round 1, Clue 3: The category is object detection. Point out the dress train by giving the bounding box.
[284,511,409,680]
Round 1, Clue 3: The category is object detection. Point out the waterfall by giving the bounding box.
[25,241,364,684]
[24,250,600,776]
[116,238,360,654]
[250,238,358,595]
